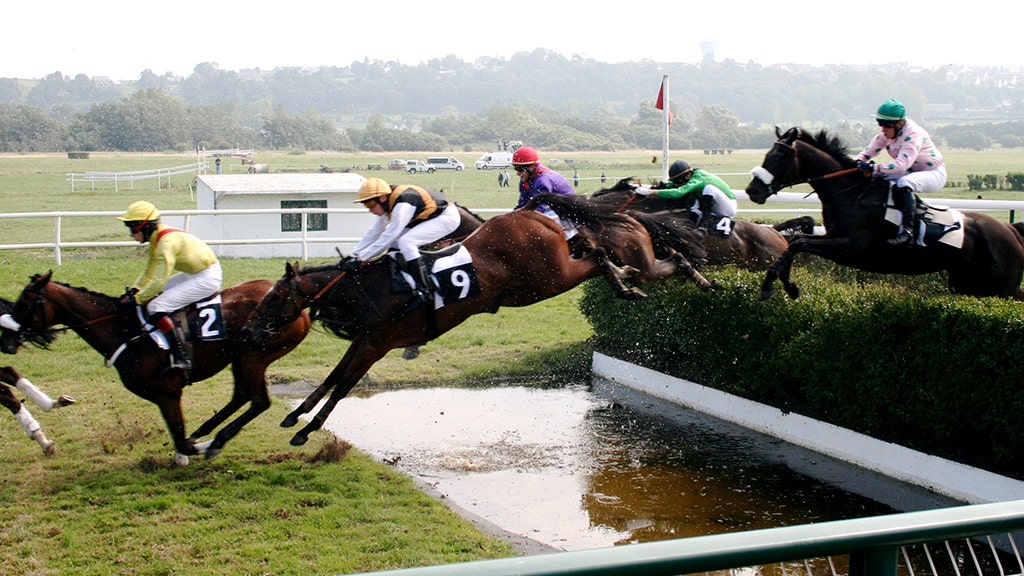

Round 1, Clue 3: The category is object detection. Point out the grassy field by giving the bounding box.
[0,146,1019,574]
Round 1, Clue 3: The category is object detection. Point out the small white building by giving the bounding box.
[190,173,372,259]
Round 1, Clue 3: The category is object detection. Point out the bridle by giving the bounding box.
[0,284,116,346]
[751,139,862,197]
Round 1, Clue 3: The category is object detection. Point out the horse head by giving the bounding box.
[1,271,59,353]
[747,127,858,205]
[244,261,308,343]
[745,127,805,204]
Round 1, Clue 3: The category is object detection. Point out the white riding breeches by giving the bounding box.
[145,261,223,315]
[886,165,947,194]
[689,185,739,219]
[396,203,461,262]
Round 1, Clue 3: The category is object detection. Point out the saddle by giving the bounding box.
[884,191,964,248]
[111,295,226,368]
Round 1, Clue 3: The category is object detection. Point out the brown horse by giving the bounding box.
[586,178,811,271]
[745,127,1024,300]
[244,205,709,446]
[0,272,311,465]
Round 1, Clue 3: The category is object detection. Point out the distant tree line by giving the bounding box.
[0,50,1022,153]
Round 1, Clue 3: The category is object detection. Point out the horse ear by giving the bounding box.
[774,126,783,139]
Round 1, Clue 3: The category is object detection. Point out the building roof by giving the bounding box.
[198,173,367,195]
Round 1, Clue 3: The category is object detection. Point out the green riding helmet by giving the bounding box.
[873,98,906,121]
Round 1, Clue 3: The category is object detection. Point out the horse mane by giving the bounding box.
[788,127,858,169]
[49,279,119,304]
[454,202,486,224]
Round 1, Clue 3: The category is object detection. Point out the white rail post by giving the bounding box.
[54,216,62,267]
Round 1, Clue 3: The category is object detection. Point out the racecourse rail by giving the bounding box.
[3,193,1024,266]
[353,499,1024,576]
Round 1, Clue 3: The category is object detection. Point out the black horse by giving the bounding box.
[745,127,1024,301]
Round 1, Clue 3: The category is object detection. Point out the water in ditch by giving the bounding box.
[312,376,959,552]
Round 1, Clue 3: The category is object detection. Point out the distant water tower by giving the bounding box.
[700,41,718,63]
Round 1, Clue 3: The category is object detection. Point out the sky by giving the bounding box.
[4,1,1021,81]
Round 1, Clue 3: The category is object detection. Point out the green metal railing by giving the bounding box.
[354,499,1024,576]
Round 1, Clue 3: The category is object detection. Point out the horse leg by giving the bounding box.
[153,395,198,466]
[289,341,390,446]
[280,339,370,428]
[3,386,55,455]
[592,247,647,300]
[202,375,272,460]
[0,366,75,411]
[670,253,715,291]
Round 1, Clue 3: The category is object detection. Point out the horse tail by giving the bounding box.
[626,210,707,265]
[531,193,634,230]
[590,177,638,197]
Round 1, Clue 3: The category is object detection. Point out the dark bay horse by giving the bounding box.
[586,178,811,271]
[245,205,709,446]
[0,273,311,465]
[745,127,1024,300]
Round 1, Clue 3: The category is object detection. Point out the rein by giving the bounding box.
[313,268,350,301]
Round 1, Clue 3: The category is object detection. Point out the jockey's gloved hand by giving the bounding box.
[117,287,138,313]
[338,256,360,271]
[632,185,653,196]
[857,160,874,175]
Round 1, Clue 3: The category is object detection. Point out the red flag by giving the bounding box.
[655,79,673,125]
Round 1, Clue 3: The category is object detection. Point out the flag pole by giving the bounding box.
[661,75,670,182]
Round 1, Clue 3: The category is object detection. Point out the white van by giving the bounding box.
[474,152,513,170]
[425,156,465,171]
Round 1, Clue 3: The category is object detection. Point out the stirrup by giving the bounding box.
[887,229,913,247]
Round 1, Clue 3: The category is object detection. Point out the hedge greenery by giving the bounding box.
[580,263,1024,480]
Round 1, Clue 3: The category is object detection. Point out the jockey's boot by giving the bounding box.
[695,195,717,231]
[153,313,192,371]
[404,258,432,293]
[888,186,916,247]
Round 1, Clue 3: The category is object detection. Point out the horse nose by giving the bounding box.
[0,332,20,355]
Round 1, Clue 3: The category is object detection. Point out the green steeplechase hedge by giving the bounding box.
[579,264,1024,480]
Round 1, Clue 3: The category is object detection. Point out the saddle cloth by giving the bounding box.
[885,191,964,249]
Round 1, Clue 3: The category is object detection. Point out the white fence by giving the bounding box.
[66,161,208,192]
[2,193,1022,266]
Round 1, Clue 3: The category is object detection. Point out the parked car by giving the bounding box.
[474,152,513,170]
[406,160,434,173]
[426,156,465,171]
[388,159,405,170]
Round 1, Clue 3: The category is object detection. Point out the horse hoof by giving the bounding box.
[56,395,76,408]
[617,288,647,301]
[401,346,420,360]
[174,453,190,466]
[758,289,776,301]
[784,285,801,299]
[204,447,222,460]
[290,433,309,446]
[281,415,299,428]
[42,442,56,457]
